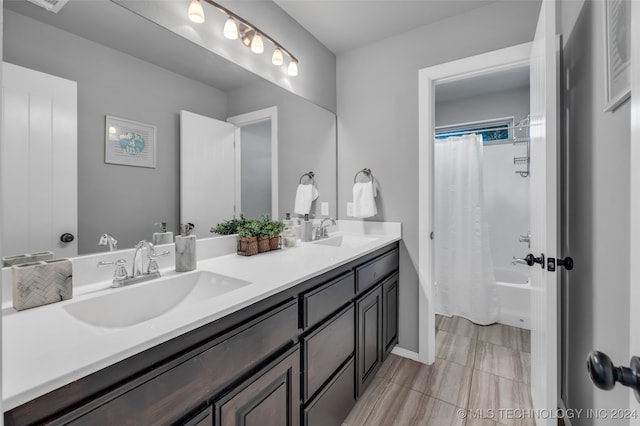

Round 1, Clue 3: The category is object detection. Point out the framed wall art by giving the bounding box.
[105,115,156,168]
[603,0,631,112]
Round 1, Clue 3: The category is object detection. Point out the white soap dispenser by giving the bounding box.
[152,222,174,246]
[301,214,313,242]
[175,223,196,272]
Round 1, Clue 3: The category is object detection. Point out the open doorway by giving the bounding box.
[227,107,278,220]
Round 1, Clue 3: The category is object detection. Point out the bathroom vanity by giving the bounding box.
[3,222,400,425]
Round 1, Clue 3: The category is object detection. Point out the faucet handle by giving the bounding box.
[98,259,128,285]
[147,250,169,274]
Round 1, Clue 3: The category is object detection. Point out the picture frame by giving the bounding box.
[105,115,156,168]
[603,0,631,112]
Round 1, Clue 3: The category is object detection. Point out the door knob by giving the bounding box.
[587,351,640,403]
[525,253,545,268]
[557,256,574,271]
[60,233,75,243]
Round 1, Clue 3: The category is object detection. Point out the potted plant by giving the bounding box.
[237,219,260,256]
[266,220,285,250]
[257,214,272,253]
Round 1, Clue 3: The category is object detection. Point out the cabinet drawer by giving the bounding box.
[355,249,399,293]
[301,272,355,329]
[70,300,298,425]
[303,304,355,400]
[303,356,355,426]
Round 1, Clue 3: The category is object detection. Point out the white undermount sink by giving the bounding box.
[312,234,379,248]
[63,271,250,330]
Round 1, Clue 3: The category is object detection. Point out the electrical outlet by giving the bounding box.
[321,202,329,216]
[346,202,354,217]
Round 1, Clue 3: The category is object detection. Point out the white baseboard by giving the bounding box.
[390,346,423,362]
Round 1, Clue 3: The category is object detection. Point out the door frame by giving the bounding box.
[227,106,278,220]
[630,0,640,416]
[417,42,532,363]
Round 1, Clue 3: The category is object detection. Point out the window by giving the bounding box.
[435,117,514,143]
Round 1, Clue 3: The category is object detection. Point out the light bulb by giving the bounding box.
[251,33,264,54]
[288,59,298,76]
[188,0,205,23]
[272,48,284,66]
[223,16,238,40]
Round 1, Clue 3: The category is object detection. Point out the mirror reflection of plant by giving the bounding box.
[211,214,248,235]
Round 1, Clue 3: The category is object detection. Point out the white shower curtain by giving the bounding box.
[434,134,499,325]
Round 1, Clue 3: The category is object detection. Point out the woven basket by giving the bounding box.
[238,236,258,256]
[258,235,271,253]
[269,235,281,250]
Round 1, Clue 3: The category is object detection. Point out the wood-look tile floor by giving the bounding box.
[343,316,532,426]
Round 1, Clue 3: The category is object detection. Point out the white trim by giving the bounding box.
[390,346,422,362]
[629,0,640,418]
[227,106,279,220]
[418,42,532,365]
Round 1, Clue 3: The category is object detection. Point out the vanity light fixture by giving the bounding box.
[223,16,238,40]
[188,0,299,76]
[187,0,205,23]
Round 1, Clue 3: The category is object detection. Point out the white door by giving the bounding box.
[180,110,237,233]
[528,0,560,421]
[1,62,78,259]
[629,0,640,421]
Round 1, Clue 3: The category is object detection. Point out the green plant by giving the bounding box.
[255,214,284,238]
[211,214,247,235]
[264,220,285,238]
[237,220,261,238]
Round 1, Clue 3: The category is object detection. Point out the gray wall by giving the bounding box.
[336,0,541,352]
[435,87,530,129]
[228,81,337,221]
[240,121,272,219]
[4,10,228,253]
[560,0,631,421]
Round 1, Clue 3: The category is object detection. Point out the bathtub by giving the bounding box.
[495,267,531,329]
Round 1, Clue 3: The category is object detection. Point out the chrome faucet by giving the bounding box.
[98,240,169,288]
[315,217,337,239]
[99,233,118,251]
[132,240,168,278]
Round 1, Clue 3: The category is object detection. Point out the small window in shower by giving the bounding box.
[435,117,514,144]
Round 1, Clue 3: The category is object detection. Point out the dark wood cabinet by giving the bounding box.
[5,242,399,426]
[214,347,300,426]
[356,285,383,397]
[382,272,399,360]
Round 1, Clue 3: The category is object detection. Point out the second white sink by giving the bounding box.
[63,271,251,330]
[313,234,379,248]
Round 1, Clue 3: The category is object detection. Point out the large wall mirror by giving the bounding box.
[2,0,337,256]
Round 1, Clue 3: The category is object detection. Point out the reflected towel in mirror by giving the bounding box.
[294,183,318,215]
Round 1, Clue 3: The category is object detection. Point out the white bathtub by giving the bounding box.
[495,267,531,329]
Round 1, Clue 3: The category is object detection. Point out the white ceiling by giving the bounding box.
[273,0,498,54]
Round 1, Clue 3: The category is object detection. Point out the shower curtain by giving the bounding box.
[434,134,499,325]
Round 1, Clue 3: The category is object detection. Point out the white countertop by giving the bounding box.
[2,221,400,411]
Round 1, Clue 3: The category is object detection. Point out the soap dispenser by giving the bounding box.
[175,223,196,272]
[301,214,313,242]
[152,222,174,246]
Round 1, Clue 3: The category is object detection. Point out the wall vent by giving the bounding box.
[25,0,69,13]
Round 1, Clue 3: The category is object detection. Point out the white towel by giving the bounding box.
[352,181,377,218]
[294,183,319,215]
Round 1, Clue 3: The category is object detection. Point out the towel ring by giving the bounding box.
[354,168,373,183]
[299,171,315,185]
